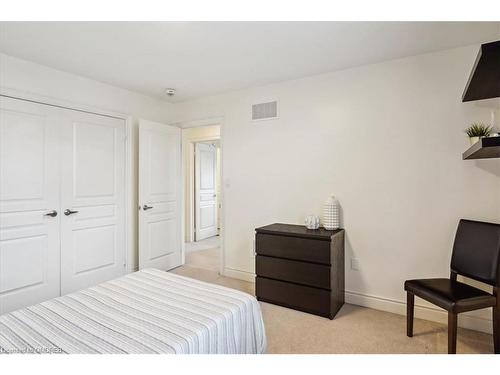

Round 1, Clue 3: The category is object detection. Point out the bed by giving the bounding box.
[0,268,267,354]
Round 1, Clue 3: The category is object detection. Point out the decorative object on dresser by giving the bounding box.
[323,194,340,230]
[305,214,320,229]
[255,223,345,319]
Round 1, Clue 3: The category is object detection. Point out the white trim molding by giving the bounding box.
[345,290,493,334]
[179,117,225,275]
[219,269,493,334]
[124,116,134,273]
[174,116,225,129]
[222,268,255,283]
[0,86,128,120]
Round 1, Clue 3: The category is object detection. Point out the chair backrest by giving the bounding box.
[450,219,500,286]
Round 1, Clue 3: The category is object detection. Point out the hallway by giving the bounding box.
[184,236,220,272]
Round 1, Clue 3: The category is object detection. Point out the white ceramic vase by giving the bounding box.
[323,194,340,230]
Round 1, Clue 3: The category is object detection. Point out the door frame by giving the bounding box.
[180,117,224,274]
[0,86,134,273]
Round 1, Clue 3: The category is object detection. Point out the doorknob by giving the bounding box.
[143,205,153,211]
[44,210,58,217]
[64,209,79,216]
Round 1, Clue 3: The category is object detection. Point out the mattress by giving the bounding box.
[0,268,267,354]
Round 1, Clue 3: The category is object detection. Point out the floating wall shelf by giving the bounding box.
[462,137,500,160]
[462,40,500,102]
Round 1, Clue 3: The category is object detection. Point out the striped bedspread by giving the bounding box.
[0,269,266,354]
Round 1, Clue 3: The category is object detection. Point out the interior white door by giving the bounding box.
[60,109,126,295]
[139,120,182,270]
[195,142,218,241]
[0,96,61,314]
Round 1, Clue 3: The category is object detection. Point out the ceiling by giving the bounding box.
[0,22,499,102]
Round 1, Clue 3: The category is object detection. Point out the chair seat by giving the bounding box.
[404,278,496,313]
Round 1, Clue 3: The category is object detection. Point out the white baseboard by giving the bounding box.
[219,268,493,334]
[345,290,493,334]
[222,267,255,282]
[219,269,493,334]
[127,266,139,273]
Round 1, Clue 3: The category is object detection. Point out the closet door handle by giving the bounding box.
[44,210,58,217]
[64,209,79,216]
[143,205,153,211]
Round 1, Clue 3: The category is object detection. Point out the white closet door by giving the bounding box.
[139,120,182,271]
[60,110,126,295]
[195,142,218,241]
[0,96,61,314]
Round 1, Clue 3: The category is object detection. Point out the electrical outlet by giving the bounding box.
[351,258,360,271]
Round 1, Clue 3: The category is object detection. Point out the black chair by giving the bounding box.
[405,219,500,354]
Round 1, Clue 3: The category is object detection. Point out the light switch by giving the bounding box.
[351,258,360,271]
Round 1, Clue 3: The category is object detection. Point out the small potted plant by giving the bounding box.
[465,123,492,145]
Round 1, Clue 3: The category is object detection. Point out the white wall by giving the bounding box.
[173,45,500,332]
[2,45,500,333]
[0,53,175,270]
[181,125,221,242]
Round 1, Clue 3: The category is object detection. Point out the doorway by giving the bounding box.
[182,125,222,273]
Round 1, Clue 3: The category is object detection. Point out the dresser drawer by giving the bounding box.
[256,233,331,265]
[256,255,330,289]
[256,277,331,318]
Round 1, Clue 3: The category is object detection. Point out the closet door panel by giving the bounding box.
[60,111,126,295]
[0,96,61,314]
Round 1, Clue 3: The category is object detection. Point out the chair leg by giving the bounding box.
[493,305,499,354]
[407,292,414,337]
[448,312,457,354]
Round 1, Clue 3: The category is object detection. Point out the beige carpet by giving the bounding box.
[184,236,221,254]
[184,247,220,272]
[171,263,495,354]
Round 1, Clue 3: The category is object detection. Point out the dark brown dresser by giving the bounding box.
[255,223,345,319]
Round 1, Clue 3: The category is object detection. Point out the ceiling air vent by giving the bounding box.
[252,101,278,121]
